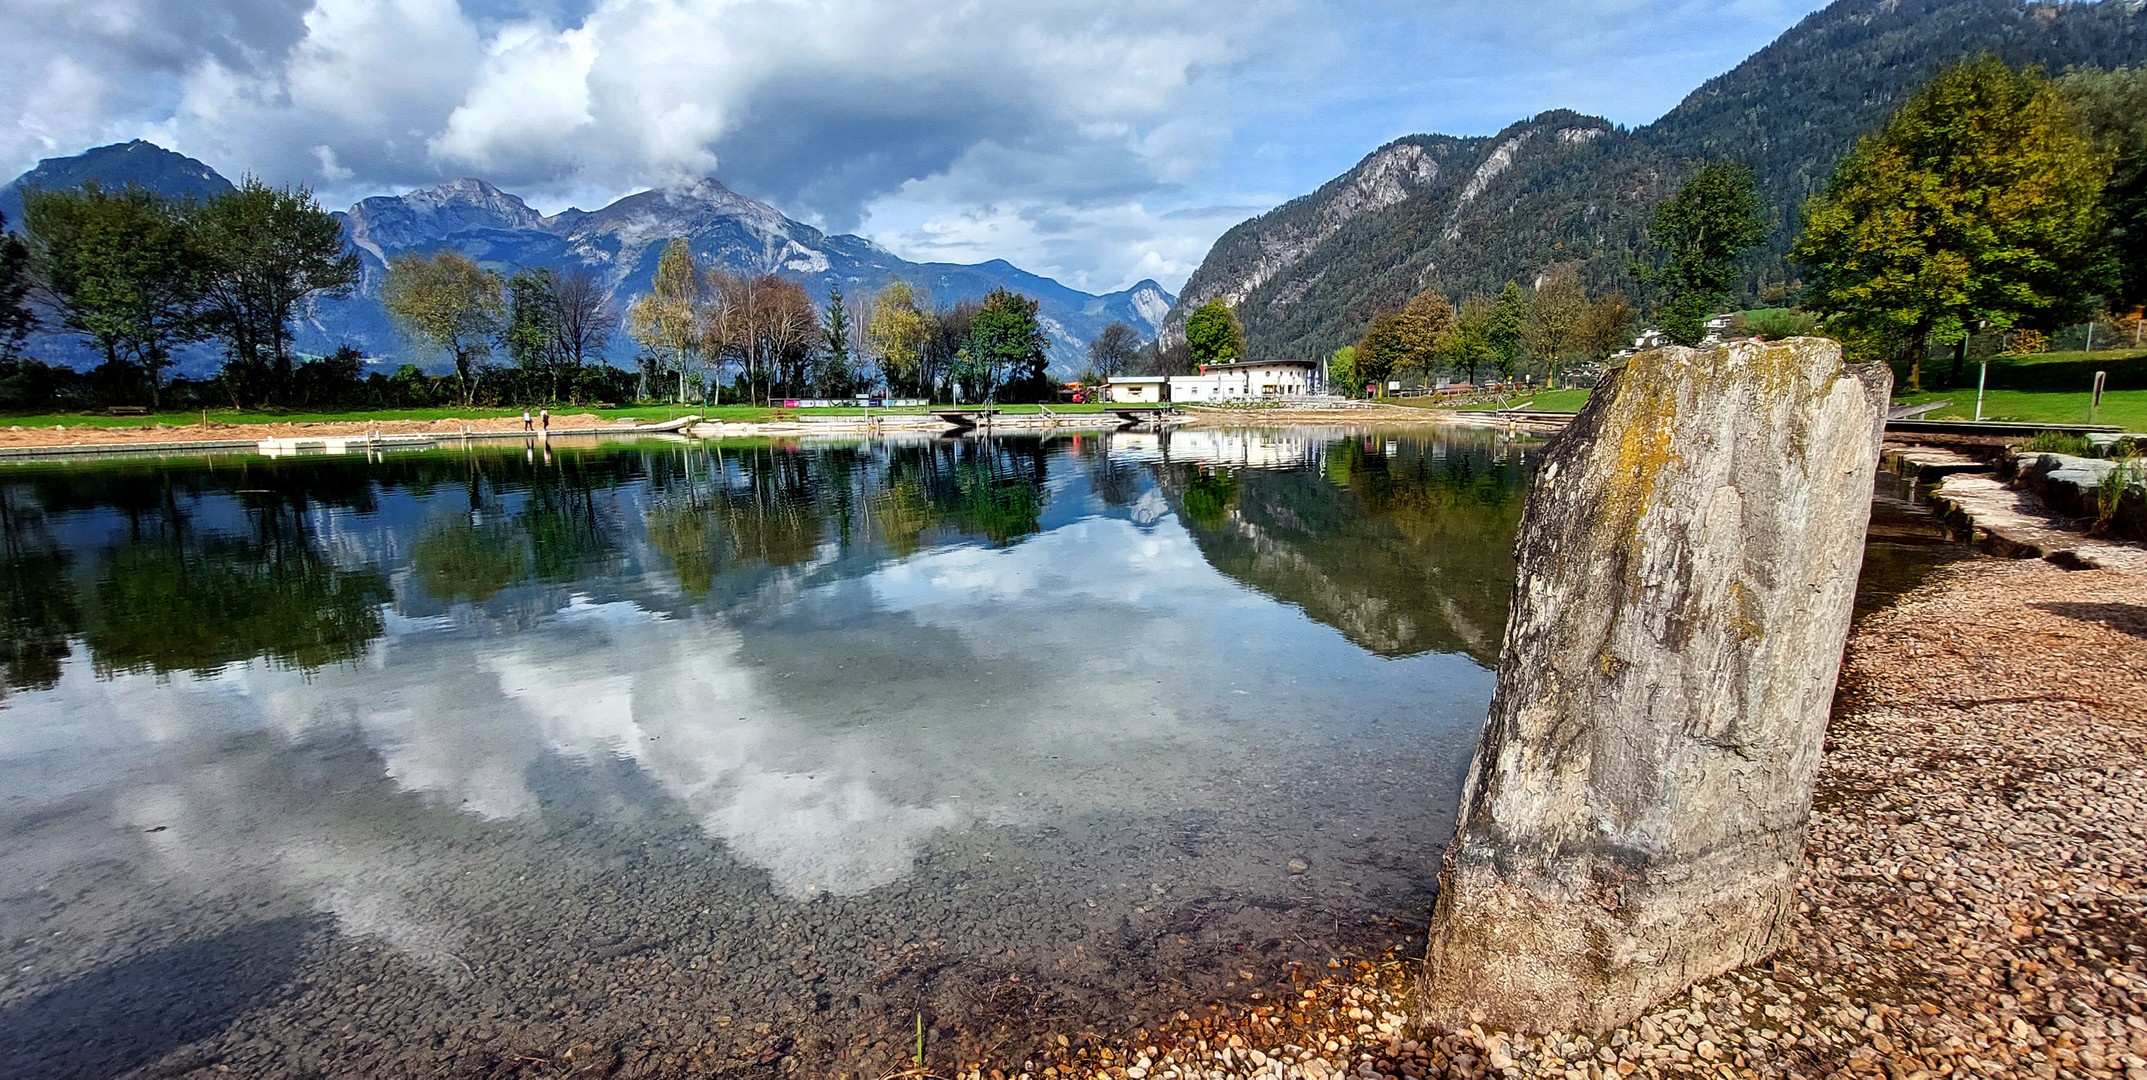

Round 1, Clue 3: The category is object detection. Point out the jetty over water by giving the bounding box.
[931,409,999,431]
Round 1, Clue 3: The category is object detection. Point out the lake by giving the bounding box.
[0,427,1961,1079]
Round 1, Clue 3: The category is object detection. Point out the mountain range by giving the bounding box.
[0,143,1174,376]
[1160,0,2147,362]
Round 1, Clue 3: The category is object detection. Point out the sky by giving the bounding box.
[1,0,1831,295]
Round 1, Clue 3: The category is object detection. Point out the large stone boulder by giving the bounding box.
[1417,337,1890,1034]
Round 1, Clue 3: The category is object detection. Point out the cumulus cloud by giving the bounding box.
[0,0,1823,291]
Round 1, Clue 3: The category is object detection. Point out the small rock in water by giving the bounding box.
[1288,859,1309,874]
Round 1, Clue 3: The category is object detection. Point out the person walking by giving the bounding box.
[539,408,550,435]
[522,409,533,432]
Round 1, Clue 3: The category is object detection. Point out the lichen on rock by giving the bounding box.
[1416,337,1891,1035]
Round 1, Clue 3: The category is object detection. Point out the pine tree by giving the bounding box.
[0,212,31,363]
[822,285,854,395]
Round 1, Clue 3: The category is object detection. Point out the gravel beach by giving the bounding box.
[991,555,2147,1080]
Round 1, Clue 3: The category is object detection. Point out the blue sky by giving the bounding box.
[1,0,1829,294]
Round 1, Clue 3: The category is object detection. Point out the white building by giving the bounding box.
[1161,428,1320,469]
[1168,360,1319,403]
[1105,376,1170,403]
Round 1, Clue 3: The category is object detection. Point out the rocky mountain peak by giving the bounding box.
[341,177,550,264]
[0,139,233,225]
[7,140,1173,370]
[570,176,802,245]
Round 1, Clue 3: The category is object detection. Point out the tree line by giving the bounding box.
[854,271,1059,403]
[1326,273,1637,396]
[0,181,1086,410]
[381,249,626,406]
[605,238,1062,405]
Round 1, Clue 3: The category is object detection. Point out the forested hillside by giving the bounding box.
[1165,0,2147,362]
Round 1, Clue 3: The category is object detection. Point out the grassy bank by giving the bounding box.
[1909,346,2147,393]
[0,401,1125,430]
[1893,387,2147,430]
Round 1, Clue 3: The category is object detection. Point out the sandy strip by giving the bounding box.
[0,414,632,450]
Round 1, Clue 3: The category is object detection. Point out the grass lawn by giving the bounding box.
[1466,389,1593,413]
[1383,389,1594,413]
[1892,388,2147,431]
[0,401,1125,429]
[1905,347,2147,394]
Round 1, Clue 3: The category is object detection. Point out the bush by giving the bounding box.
[2021,430,2093,456]
[1743,309,1821,340]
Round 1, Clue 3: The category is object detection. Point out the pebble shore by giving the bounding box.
[980,556,2146,1080]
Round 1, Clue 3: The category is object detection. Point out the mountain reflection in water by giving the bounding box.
[0,427,1526,1077]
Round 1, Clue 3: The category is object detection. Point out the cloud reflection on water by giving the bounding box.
[0,431,1517,972]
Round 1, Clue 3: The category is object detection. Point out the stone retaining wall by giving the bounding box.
[2004,451,2147,541]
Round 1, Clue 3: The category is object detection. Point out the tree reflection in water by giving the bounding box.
[0,431,1535,693]
[1158,431,1534,664]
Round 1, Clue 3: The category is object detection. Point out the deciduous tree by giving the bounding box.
[505,269,565,403]
[22,183,206,409]
[1185,299,1245,367]
[626,239,704,403]
[966,288,1049,402]
[1577,292,1636,361]
[1328,345,1359,397]
[710,272,818,403]
[1794,57,2109,391]
[551,269,616,400]
[866,279,931,396]
[189,177,359,404]
[1355,312,1407,392]
[382,250,504,406]
[1643,162,1767,347]
[1087,321,1141,379]
[1522,264,1588,383]
[1441,294,1499,387]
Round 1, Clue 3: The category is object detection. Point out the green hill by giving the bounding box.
[1164,0,2147,363]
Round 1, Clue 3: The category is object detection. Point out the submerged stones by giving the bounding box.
[1417,338,1892,1034]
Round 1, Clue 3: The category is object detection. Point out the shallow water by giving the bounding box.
[0,427,1538,1078]
[0,426,1965,1078]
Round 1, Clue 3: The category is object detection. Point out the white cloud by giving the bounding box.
[0,0,1827,292]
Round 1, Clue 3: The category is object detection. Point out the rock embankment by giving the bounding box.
[2006,451,2145,542]
[972,556,2145,1080]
